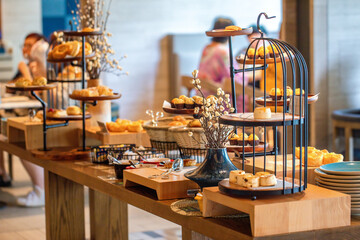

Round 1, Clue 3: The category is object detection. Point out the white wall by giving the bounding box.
[2,0,42,77]
[104,0,282,120]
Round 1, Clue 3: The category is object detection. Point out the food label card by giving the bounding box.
[97,121,109,133]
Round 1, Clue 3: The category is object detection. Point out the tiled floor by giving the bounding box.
[0,155,181,240]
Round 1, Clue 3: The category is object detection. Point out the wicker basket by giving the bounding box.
[143,117,192,142]
[169,126,206,149]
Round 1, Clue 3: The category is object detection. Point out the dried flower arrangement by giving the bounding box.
[68,0,127,79]
[189,70,235,149]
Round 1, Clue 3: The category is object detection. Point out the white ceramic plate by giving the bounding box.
[316,178,360,187]
[318,176,360,183]
[315,168,360,180]
[320,162,360,175]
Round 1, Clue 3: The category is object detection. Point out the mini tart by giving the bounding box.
[281,86,293,97]
[247,134,260,146]
[229,134,240,145]
[179,95,187,101]
[267,44,279,58]
[269,88,282,100]
[258,46,270,59]
[295,88,305,96]
[259,174,277,187]
[254,107,271,119]
[323,152,344,165]
[247,48,257,59]
[185,97,195,109]
[225,25,242,31]
[194,97,204,107]
[229,170,245,183]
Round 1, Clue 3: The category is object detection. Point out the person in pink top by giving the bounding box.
[198,17,248,112]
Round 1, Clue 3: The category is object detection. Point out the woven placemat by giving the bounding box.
[170,199,249,218]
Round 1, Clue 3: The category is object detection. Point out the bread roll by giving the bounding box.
[66,106,81,115]
[259,174,277,187]
[229,170,245,183]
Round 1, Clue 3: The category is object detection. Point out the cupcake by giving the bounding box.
[174,98,185,109]
[185,97,195,109]
[258,46,270,59]
[179,95,187,101]
[171,98,178,108]
[281,86,293,98]
[267,45,279,58]
[247,48,258,59]
[269,88,282,100]
[229,134,240,145]
[247,134,260,146]
[193,96,204,108]
[295,88,305,96]
[238,133,249,145]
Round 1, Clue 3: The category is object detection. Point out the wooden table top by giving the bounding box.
[1,135,360,240]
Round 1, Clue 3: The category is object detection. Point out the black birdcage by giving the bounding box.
[215,12,309,197]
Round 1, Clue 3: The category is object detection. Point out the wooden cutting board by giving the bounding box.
[123,168,199,200]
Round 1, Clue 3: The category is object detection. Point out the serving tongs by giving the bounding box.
[131,147,146,162]
[148,158,184,179]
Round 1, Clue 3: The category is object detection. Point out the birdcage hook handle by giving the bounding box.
[257,12,276,37]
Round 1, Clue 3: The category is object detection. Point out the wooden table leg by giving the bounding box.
[345,127,354,161]
[89,188,128,240]
[182,227,213,240]
[44,170,85,240]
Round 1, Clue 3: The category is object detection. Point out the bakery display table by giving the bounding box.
[1,135,360,240]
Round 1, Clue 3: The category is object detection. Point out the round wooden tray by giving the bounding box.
[226,142,269,153]
[218,177,304,197]
[236,55,291,65]
[6,83,57,91]
[46,113,91,121]
[205,27,253,37]
[162,107,198,115]
[220,112,303,127]
[47,53,95,63]
[255,94,319,106]
[63,30,103,36]
[69,93,121,101]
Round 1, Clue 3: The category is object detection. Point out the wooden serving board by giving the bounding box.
[69,93,121,101]
[32,147,91,161]
[202,184,351,237]
[205,27,253,37]
[83,127,150,146]
[123,168,199,200]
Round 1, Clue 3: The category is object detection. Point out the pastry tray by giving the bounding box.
[69,93,122,101]
[6,83,57,91]
[205,27,253,37]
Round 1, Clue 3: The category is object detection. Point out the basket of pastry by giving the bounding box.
[106,119,144,133]
[90,144,136,163]
[168,119,205,149]
[47,40,93,61]
[143,115,193,142]
[70,85,121,100]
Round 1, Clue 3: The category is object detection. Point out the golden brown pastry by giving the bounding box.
[307,150,324,167]
[66,106,82,115]
[66,41,81,57]
[225,25,242,31]
[183,159,196,167]
[281,86,293,97]
[258,46,270,59]
[32,77,47,86]
[323,152,344,165]
[97,85,113,96]
[267,44,279,57]
[179,95,187,101]
[51,43,69,59]
[77,42,92,56]
[168,121,184,126]
[82,27,95,32]
[173,98,185,109]
[127,121,143,132]
[229,134,240,145]
[247,48,257,59]
[269,88,281,99]
[106,122,127,132]
[15,78,32,87]
[247,134,260,146]
[47,109,66,118]
[295,88,305,95]
[185,97,195,109]
[188,119,201,128]
[173,116,186,122]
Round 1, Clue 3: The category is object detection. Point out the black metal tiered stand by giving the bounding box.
[208,12,309,197]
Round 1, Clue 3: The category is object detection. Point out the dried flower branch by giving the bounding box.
[189,70,234,148]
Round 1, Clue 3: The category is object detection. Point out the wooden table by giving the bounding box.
[1,136,360,240]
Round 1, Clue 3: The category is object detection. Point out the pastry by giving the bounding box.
[168,121,183,126]
[269,88,282,100]
[193,96,204,107]
[32,77,47,86]
[238,132,248,143]
[35,110,43,119]
[307,150,324,167]
[66,106,81,115]
[173,116,186,122]
[106,122,127,132]
[179,95,187,101]
[15,77,32,87]
[295,146,317,159]
[254,107,271,119]
[258,46,270,59]
[267,44,279,58]
[229,134,239,145]
[173,98,185,109]
[127,121,143,132]
[255,171,270,177]
[185,97,195,109]
[229,170,245,183]
[323,152,344,165]
[281,86,293,97]
[171,98,178,108]
[236,173,254,186]
[82,27,95,32]
[259,174,277,186]
[225,25,242,31]
[247,134,260,146]
[188,119,201,128]
[97,85,113,96]
[51,43,69,59]
[77,42,92,56]
[47,109,66,118]
[72,89,82,96]
[240,174,259,188]
[183,159,196,167]
[295,88,305,95]
[66,41,81,57]
[247,48,257,59]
